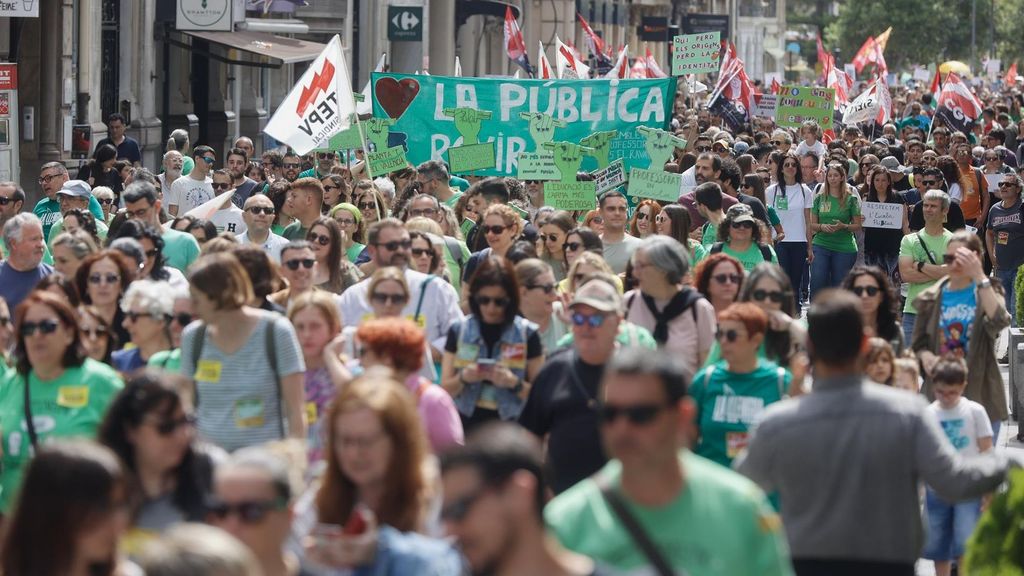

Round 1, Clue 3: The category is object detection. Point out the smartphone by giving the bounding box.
[476,358,496,375]
[344,507,370,535]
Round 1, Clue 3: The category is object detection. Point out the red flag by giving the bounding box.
[930,69,943,104]
[576,11,606,58]
[645,47,667,78]
[537,41,553,80]
[629,56,648,79]
[852,36,876,73]
[852,28,891,74]
[710,57,754,117]
[770,78,782,95]
[821,51,849,107]
[503,6,533,75]
[816,33,829,82]
[603,45,629,79]
[1006,62,1019,85]
[935,72,984,132]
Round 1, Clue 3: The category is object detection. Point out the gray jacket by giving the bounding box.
[734,373,1010,564]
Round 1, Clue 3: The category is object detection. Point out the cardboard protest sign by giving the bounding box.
[366,146,409,176]
[628,168,682,202]
[545,181,597,211]
[443,108,492,145]
[326,123,365,150]
[593,159,626,195]
[370,73,676,177]
[672,32,721,75]
[448,142,497,173]
[543,141,595,183]
[751,94,778,118]
[580,130,619,169]
[776,86,835,130]
[637,126,686,170]
[861,201,904,229]
[985,173,1003,193]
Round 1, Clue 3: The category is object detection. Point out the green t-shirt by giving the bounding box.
[33,197,105,240]
[546,451,793,576]
[899,228,953,314]
[811,193,860,253]
[147,348,181,373]
[721,242,778,271]
[556,321,657,349]
[282,222,309,241]
[441,238,472,292]
[0,359,123,512]
[46,218,109,248]
[449,176,470,192]
[443,191,463,208]
[691,360,791,468]
[346,242,366,264]
[689,239,708,265]
[271,223,289,236]
[767,206,781,226]
[162,227,201,273]
[701,221,720,249]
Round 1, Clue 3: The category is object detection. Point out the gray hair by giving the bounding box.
[771,129,793,144]
[138,523,261,576]
[52,230,98,259]
[40,161,68,176]
[438,203,460,239]
[923,189,951,211]
[219,443,303,503]
[373,177,396,202]
[121,279,175,317]
[92,186,115,201]
[634,235,690,284]
[166,129,190,154]
[2,212,42,245]
[109,237,145,268]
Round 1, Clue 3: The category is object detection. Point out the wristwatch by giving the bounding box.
[979,278,992,289]
[917,261,926,273]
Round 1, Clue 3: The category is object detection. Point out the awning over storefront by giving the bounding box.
[177,30,325,67]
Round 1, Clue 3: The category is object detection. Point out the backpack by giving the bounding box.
[442,236,466,280]
[709,241,774,262]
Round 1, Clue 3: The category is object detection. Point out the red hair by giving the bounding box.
[717,302,768,337]
[693,253,744,297]
[355,319,425,374]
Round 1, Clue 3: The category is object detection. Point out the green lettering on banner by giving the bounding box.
[366,146,408,176]
[627,168,682,202]
[672,31,721,76]
[517,152,560,180]
[545,181,597,211]
[370,73,677,177]
[775,86,835,130]
[448,142,497,174]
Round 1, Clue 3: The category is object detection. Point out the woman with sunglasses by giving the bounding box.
[442,256,544,431]
[352,181,388,232]
[145,284,193,373]
[98,371,219,541]
[557,227,604,293]
[79,305,115,364]
[515,259,567,354]
[911,231,1010,439]
[842,265,904,354]
[808,162,862,298]
[0,291,124,513]
[710,204,778,271]
[461,204,523,286]
[93,186,118,223]
[691,302,792,469]
[765,150,814,311]
[110,280,174,374]
[655,204,707,265]
[75,250,137,350]
[538,211,574,281]
[628,200,662,240]
[694,252,745,314]
[306,217,361,295]
[329,202,366,263]
[582,210,605,235]
[320,174,350,214]
[409,230,448,280]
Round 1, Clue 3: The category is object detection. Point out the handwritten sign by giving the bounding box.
[627,168,682,202]
[672,32,721,75]
[861,201,904,229]
[776,86,835,130]
[593,159,626,195]
[366,146,408,176]
[448,142,497,173]
[985,173,1004,193]
[516,152,559,180]
[545,181,597,211]
[751,94,778,118]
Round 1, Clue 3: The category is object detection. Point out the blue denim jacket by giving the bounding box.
[451,314,535,420]
[352,526,465,576]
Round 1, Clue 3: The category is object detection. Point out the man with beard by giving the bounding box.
[157,150,184,202]
[677,153,738,227]
[282,151,302,183]
[0,213,52,309]
[597,191,641,275]
[226,148,259,208]
[338,218,463,377]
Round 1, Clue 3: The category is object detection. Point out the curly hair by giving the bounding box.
[693,252,745,299]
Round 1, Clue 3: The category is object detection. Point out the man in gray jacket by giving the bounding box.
[735,289,1017,576]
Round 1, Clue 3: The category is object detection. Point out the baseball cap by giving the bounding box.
[726,203,756,224]
[56,180,92,198]
[879,156,911,175]
[733,141,750,154]
[569,276,623,314]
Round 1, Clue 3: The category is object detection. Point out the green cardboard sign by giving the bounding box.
[543,141,596,183]
[545,181,597,211]
[329,125,365,150]
[627,168,682,202]
[637,126,686,170]
[516,152,559,180]
[775,86,835,130]
[672,32,721,76]
[448,142,497,174]
[444,108,493,145]
[580,130,619,169]
[363,117,396,151]
[366,146,408,176]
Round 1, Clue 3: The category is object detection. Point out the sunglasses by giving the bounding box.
[695,146,712,153]
[88,273,121,285]
[283,163,301,169]
[317,153,335,160]
[201,156,216,164]
[543,233,561,243]
[475,295,510,308]
[713,273,742,285]
[284,258,316,271]
[636,212,650,221]
[782,162,798,168]
[370,292,409,306]
[998,181,1019,189]
[207,498,287,525]
[79,325,108,339]
[358,202,378,211]
[174,313,194,327]
[246,206,275,217]
[942,254,957,265]
[852,285,880,297]
[307,232,331,246]
[125,311,156,322]
[715,328,745,343]
[599,403,667,425]
[731,220,754,229]
[564,242,583,252]
[920,179,939,186]
[411,247,434,257]
[482,224,508,236]
[21,319,61,337]
[752,289,786,303]
[149,414,196,436]
[526,283,556,294]
[571,311,606,328]
[211,182,230,190]
[375,239,412,251]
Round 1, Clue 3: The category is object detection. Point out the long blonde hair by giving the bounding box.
[822,161,854,210]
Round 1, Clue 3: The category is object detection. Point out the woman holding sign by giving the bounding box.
[862,166,910,289]
[808,162,862,298]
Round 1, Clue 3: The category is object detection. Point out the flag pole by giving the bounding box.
[354,114,375,181]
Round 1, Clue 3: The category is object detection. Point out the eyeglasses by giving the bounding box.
[998,181,1019,189]
[307,232,331,246]
[207,498,287,525]
[358,201,378,211]
[21,319,61,337]
[713,273,742,285]
[571,311,606,328]
[201,156,216,165]
[374,239,412,251]
[125,311,156,322]
[125,207,151,219]
[335,217,355,227]
[370,292,409,306]
[475,295,510,308]
[284,258,316,271]
[482,224,508,236]
[440,487,491,522]
[148,414,196,436]
[715,328,745,343]
[79,325,108,339]
[852,285,880,297]
[38,173,61,185]
[731,220,754,229]
[174,313,194,327]
[283,163,301,169]
[752,289,786,303]
[88,273,121,285]
[410,208,438,217]
[599,403,668,426]
[211,182,230,190]
[942,254,957,265]
[636,212,650,221]
[526,283,556,294]
[564,242,583,252]
[246,206,275,215]
[96,197,115,206]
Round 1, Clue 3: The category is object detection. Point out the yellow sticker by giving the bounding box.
[194,360,222,383]
[306,401,318,424]
[998,231,1009,245]
[726,431,749,458]
[235,398,265,429]
[57,386,89,408]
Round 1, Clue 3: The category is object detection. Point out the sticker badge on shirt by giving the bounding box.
[454,343,480,369]
[57,386,89,409]
[775,195,788,211]
[305,401,318,425]
[726,431,749,458]
[195,360,223,383]
[821,200,831,213]
[998,231,1009,245]
[234,398,265,429]
[499,342,527,369]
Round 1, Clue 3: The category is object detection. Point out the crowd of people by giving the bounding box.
[0,85,1022,575]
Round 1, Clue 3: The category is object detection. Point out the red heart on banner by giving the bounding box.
[374,77,420,120]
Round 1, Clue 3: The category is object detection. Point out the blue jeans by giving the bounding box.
[775,242,808,311]
[994,267,1017,326]
[992,419,1002,445]
[902,312,916,347]
[810,246,858,301]
[922,488,982,561]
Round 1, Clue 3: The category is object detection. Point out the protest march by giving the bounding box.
[4,3,1024,576]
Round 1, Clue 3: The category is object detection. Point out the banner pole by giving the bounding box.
[354,114,375,181]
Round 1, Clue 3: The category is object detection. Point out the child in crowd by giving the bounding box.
[922,356,993,576]
[892,356,921,393]
[795,119,826,158]
[864,337,895,386]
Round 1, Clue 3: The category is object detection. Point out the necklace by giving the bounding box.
[568,355,598,410]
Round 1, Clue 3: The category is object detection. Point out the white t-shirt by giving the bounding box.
[167,175,213,214]
[927,397,992,458]
[209,205,248,236]
[602,233,643,274]
[238,230,290,262]
[796,140,826,158]
[765,183,813,243]
[948,183,963,203]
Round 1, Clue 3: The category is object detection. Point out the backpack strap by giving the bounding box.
[190,323,208,408]
[442,236,465,279]
[709,242,724,254]
[264,317,285,438]
[595,474,675,576]
[759,244,773,262]
[23,374,37,450]
[414,275,438,326]
[916,232,938,265]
